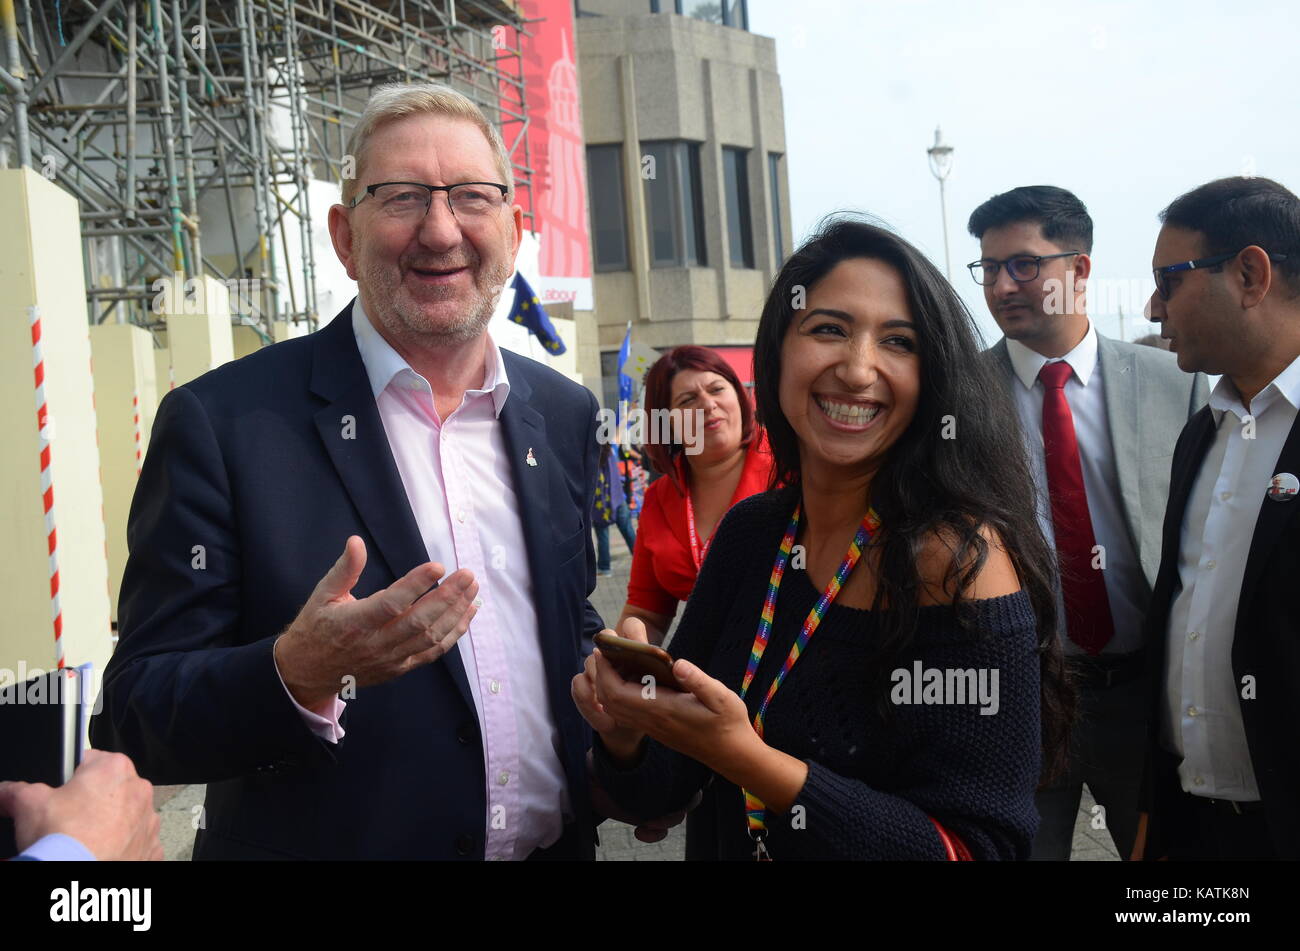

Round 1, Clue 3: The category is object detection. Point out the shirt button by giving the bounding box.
[1220,491,1232,501]
[456,509,467,523]
[1205,560,1216,570]
[473,596,483,608]
[1194,776,1205,786]
[497,770,510,785]
[489,679,501,694]
[1187,705,1199,717]
[1189,631,1200,641]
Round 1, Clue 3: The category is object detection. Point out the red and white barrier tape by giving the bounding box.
[132,389,142,475]
[30,305,64,670]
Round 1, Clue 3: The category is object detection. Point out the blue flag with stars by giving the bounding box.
[507,272,566,355]
[617,321,633,413]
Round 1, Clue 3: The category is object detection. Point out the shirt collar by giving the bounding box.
[1005,320,1099,391]
[350,296,511,417]
[1209,349,1300,421]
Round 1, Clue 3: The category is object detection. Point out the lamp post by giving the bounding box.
[927,126,955,282]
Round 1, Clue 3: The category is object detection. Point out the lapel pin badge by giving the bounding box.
[1266,472,1298,502]
[526,447,538,468]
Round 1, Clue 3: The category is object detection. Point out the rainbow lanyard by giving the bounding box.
[739,500,880,857]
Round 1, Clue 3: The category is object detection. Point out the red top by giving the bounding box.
[626,435,776,616]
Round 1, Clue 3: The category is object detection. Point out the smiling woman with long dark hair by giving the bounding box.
[574,216,1073,860]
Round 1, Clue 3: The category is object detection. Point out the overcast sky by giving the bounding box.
[747,0,1300,346]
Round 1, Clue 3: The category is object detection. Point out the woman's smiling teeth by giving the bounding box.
[816,396,881,426]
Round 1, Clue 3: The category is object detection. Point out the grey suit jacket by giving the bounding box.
[985,333,1209,597]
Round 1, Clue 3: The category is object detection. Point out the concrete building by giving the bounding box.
[575,0,793,404]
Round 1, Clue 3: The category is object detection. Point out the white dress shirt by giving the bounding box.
[1005,323,1148,655]
[281,299,571,859]
[1162,351,1300,801]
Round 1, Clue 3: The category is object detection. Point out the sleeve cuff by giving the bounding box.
[272,639,346,744]
[20,833,98,862]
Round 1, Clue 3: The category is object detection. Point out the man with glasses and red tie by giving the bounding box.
[967,186,1208,860]
[92,83,609,860]
[1136,176,1300,860]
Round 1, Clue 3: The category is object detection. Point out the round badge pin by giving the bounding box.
[1266,472,1299,502]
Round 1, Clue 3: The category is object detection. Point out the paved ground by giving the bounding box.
[153,539,1117,861]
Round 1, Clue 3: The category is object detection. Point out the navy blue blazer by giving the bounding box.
[90,302,604,859]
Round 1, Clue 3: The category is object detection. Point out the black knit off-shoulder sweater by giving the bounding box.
[592,488,1043,860]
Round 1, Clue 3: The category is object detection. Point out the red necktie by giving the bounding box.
[1038,361,1114,655]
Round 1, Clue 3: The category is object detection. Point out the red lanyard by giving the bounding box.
[684,488,713,571]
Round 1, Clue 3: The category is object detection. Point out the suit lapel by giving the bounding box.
[309,304,474,713]
[1238,412,1300,618]
[497,354,579,718]
[1159,407,1218,601]
[1097,337,1147,571]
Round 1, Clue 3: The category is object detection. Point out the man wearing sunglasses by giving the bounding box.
[1136,176,1300,860]
[92,83,607,860]
[968,186,1208,861]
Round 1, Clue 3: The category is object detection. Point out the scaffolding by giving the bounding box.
[0,0,534,337]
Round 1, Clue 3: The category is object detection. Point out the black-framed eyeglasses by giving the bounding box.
[967,251,1081,286]
[1152,248,1289,301]
[348,181,510,221]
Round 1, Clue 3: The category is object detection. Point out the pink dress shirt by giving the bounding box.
[274,298,571,860]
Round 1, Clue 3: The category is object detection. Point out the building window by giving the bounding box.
[769,152,785,264]
[723,147,755,269]
[670,0,749,29]
[587,145,629,271]
[641,140,706,268]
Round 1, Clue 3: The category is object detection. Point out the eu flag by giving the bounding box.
[617,321,633,409]
[507,272,566,355]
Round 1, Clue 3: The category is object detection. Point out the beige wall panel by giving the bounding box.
[0,169,112,680]
[165,277,233,387]
[232,325,264,360]
[89,323,157,623]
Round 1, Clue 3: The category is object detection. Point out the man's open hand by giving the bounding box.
[274,536,479,711]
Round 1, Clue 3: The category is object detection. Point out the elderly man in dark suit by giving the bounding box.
[91,83,604,860]
[1138,176,1300,860]
[968,186,1208,860]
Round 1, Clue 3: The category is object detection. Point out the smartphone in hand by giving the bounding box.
[592,632,684,692]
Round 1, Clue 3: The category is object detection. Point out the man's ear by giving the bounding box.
[328,204,359,281]
[1071,252,1092,311]
[1072,252,1093,282]
[508,203,524,268]
[1237,245,1273,309]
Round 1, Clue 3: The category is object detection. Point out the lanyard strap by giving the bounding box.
[740,501,880,846]
[685,485,720,572]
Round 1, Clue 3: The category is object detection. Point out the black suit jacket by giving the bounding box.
[90,302,604,859]
[1140,405,1300,859]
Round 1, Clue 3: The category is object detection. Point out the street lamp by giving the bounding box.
[927,126,955,282]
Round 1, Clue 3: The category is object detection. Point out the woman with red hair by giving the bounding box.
[619,346,774,645]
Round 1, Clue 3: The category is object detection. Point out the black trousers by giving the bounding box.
[1031,675,1148,860]
[1162,794,1277,861]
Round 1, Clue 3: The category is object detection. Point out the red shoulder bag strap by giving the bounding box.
[928,816,974,861]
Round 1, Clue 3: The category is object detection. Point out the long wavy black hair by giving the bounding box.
[753,215,1074,784]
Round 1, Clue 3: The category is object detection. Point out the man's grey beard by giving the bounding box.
[360,255,512,347]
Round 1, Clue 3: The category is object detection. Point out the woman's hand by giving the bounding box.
[590,631,756,776]
[571,618,654,763]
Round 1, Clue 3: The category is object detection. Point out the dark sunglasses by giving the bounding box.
[1152,248,1289,301]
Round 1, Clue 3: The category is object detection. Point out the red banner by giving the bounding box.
[501,1,593,310]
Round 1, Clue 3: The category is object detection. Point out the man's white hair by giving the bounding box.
[341,83,513,207]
